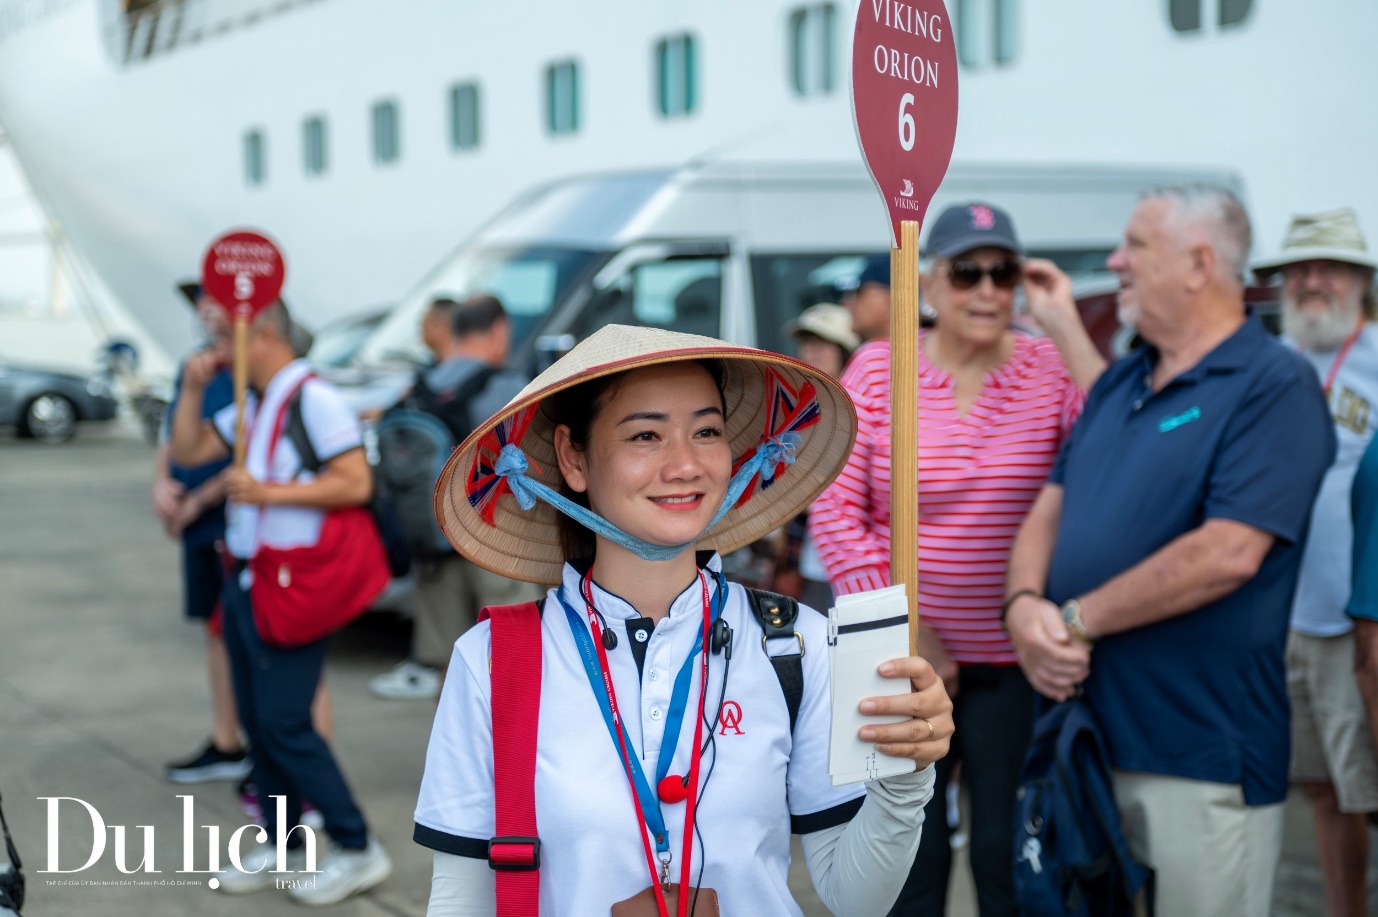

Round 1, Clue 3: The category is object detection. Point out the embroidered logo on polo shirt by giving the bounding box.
[719,700,745,736]
[1158,406,1202,433]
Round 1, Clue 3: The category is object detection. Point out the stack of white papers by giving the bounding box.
[827,585,920,785]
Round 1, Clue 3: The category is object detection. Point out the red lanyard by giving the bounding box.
[579,570,711,917]
[1323,320,1366,397]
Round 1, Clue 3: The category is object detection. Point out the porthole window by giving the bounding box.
[545,61,580,135]
[787,5,837,96]
[655,34,698,118]
[372,99,401,165]
[244,129,265,186]
[449,82,481,151]
[1170,0,1253,33]
[302,115,327,176]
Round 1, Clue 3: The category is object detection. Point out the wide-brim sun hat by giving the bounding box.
[434,324,858,585]
[786,303,861,353]
[1253,208,1378,275]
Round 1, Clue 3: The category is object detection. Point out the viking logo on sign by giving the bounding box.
[900,179,915,198]
[719,700,744,736]
[969,205,996,230]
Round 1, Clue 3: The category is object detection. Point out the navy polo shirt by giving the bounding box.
[1046,315,1335,805]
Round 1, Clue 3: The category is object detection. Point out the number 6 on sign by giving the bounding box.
[898,93,916,151]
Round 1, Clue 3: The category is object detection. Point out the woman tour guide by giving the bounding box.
[414,325,955,915]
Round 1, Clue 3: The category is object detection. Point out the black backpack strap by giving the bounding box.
[0,787,24,913]
[282,390,322,475]
[413,364,500,443]
[746,587,804,732]
[0,789,21,872]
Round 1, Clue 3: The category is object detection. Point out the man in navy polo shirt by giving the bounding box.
[1004,185,1335,915]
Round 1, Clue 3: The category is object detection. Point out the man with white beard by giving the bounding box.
[1254,208,1378,917]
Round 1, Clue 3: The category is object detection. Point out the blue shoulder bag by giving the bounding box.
[1013,700,1154,916]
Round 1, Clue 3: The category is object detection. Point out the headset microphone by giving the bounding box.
[590,607,618,651]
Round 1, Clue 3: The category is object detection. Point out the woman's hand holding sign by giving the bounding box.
[858,655,954,766]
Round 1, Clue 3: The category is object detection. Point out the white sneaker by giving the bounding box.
[213,841,307,894]
[287,839,392,906]
[368,660,440,700]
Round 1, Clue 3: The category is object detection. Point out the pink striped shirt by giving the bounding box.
[811,333,1086,665]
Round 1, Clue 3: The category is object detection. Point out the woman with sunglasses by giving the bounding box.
[812,202,1105,917]
[416,325,954,916]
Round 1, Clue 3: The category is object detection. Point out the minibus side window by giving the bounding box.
[751,253,871,356]
[572,258,722,339]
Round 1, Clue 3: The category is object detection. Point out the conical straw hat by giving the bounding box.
[434,325,858,584]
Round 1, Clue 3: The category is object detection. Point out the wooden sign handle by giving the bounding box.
[232,313,249,468]
[889,220,921,657]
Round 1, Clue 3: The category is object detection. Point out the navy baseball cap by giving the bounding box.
[857,254,891,288]
[925,203,1023,259]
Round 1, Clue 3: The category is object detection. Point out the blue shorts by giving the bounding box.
[182,540,225,621]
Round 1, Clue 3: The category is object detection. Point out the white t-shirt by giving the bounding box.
[414,557,866,915]
[1291,324,1378,636]
[213,360,363,559]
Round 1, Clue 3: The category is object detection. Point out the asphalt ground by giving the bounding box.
[0,420,1366,915]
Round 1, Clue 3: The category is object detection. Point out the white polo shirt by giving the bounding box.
[414,556,866,914]
[212,360,363,560]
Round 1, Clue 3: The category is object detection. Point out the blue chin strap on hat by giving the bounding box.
[490,433,802,562]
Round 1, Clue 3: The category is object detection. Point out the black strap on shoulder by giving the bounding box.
[411,364,500,443]
[745,587,804,732]
[283,391,321,475]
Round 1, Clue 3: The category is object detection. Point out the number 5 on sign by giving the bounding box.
[200,229,287,469]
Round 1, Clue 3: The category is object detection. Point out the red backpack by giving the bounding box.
[478,602,544,916]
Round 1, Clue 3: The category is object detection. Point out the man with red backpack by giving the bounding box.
[170,300,392,905]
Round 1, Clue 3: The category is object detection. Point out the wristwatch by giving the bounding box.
[1061,599,1094,644]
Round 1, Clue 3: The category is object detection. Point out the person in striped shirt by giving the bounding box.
[811,202,1105,917]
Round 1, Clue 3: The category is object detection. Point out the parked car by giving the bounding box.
[0,356,119,443]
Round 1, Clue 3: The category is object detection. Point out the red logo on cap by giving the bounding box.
[969,206,996,231]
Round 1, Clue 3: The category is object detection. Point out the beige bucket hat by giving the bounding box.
[1252,208,1378,275]
[433,325,859,584]
[786,303,862,353]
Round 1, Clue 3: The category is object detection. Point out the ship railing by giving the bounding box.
[109,0,325,65]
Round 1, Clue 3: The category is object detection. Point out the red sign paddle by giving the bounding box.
[200,230,286,321]
[851,0,959,657]
[851,0,959,247]
[199,229,287,467]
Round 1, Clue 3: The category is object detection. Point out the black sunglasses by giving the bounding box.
[948,259,1022,291]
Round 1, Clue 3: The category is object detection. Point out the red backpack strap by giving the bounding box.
[481,601,544,917]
